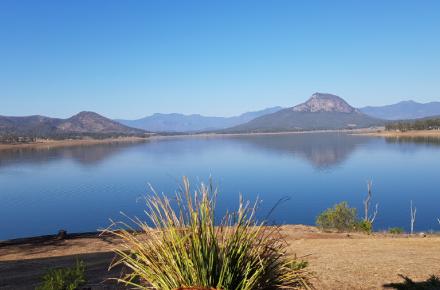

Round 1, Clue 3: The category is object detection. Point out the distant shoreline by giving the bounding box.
[0,128,386,151]
[8,127,440,151]
[149,127,383,140]
[0,136,150,151]
[354,129,440,138]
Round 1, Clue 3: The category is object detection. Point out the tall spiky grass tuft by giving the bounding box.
[105,177,311,290]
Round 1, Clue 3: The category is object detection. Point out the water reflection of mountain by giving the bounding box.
[0,142,146,168]
[229,133,374,169]
[3,133,437,170]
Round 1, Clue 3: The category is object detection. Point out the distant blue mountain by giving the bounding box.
[360,100,440,120]
[116,107,283,132]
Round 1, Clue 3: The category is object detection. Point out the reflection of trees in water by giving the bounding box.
[384,136,440,146]
[230,133,373,169]
[2,133,438,170]
[0,142,147,168]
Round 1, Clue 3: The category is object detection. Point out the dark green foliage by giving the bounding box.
[316,202,358,232]
[383,274,440,289]
[0,135,36,144]
[356,220,373,234]
[388,227,405,234]
[36,259,86,290]
[316,202,375,233]
[386,118,440,131]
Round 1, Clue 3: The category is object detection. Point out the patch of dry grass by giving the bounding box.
[105,177,311,290]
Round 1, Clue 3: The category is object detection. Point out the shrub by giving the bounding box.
[316,202,357,232]
[106,177,311,290]
[36,259,86,290]
[389,227,404,234]
[356,220,373,234]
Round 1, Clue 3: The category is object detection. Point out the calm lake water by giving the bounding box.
[1,133,440,240]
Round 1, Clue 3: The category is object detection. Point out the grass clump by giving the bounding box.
[388,227,405,234]
[106,177,311,290]
[316,202,357,232]
[36,259,86,290]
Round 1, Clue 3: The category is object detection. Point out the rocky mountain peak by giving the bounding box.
[293,93,356,113]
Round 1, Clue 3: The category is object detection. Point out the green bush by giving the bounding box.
[356,220,373,234]
[36,259,86,290]
[316,202,357,232]
[389,227,404,234]
[107,177,311,290]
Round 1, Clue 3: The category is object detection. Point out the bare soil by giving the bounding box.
[1,225,439,289]
[0,137,149,151]
[357,130,440,138]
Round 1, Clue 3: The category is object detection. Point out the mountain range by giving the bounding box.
[223,93,383,133]
[359,100,440,120]
[116,107,283,133]
[1,94,439,137]
[117,97,440,133]
[0,111,146,137]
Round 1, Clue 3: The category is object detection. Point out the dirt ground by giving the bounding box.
[1,225,439,290]
[357,130,440,139]
[0,137,150,151]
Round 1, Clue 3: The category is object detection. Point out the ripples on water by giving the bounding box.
[1,133,439,239]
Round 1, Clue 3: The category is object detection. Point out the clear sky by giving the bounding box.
[1,1,439,119]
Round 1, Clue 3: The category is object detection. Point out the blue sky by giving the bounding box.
[1,1,439,119]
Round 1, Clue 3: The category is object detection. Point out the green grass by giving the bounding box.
[36,259,86,290]
[106,177,311,290]
[388,227,405,234]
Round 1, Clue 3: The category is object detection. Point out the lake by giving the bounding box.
[1,133,440,240]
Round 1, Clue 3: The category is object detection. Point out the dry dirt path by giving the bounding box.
[1,225,439,289]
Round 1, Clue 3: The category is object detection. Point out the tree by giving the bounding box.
[410,200,416,235]
[363,180,378,224]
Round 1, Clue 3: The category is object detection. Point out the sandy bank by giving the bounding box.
[1,225,439,289]
[355,129,440,138]
[0,136,150,151]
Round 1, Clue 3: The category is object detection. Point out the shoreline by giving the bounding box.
[1,225,439,289]
[0,129,368,152]
[0,225,433,247]
[0,128,381,151]
[1,128,438,151]
[0,136,151,151]
[354,129,440,138]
